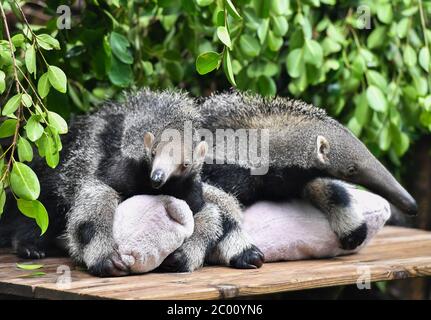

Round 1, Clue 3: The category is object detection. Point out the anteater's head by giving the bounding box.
[311,123,417,216]
[143,131,208,189]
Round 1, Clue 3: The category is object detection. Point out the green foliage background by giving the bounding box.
[0,0,430,230]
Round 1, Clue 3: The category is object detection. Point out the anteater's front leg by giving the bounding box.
[160,183,264,272]
[204,183,264,269]
[302,177,368,250]
[66,178,129,277]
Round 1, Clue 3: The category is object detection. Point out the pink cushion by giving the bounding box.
[114,195,194,273]
[243,188,391,261]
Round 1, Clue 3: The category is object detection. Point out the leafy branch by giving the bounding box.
[0,1,68,234]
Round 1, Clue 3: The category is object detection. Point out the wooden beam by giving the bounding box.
[0,226,430,300]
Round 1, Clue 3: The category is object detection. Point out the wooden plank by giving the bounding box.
[0,226,430,300]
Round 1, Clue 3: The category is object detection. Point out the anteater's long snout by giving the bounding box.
[356,161,418,216]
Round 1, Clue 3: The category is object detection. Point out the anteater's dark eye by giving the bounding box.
[347,165,357,176]
[183,161,191,168]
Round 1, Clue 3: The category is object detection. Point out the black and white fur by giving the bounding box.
[199,90,417,250]
[161,182,263,271]
[0,89,263,276]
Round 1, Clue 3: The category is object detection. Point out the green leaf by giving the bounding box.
[17,137,33,162]
[43,134,61,169]
[10,162,40,201]
[257,75,276,97]
[321,0,336,5]
[37,72,51,98]
[25,45,36,75]
[403,45,417,67]
[46,149,59,168]
[19,272,46,278]
[378,123,391,151]
[286,48,304,78]
[225,0,242,20]
[347,117,362,137]
[396,18,410,38]
[108,56,133,87]
[366,85,388,112]
[196,51,221,75]
[270,0,289,15]
[47,111,68,134]
[377,3,393,24]
[297,14,312,39]
[366,70,388,91]
[239,34,260,57]
[419,47,430,72]
[257,19,269,44]
[166,61,184,82]
[223,50,236,86]
[352,54,366,77]
[142,61,153,76]
[0,187,6,217]
[12,34,25,47]
[413,75,428,96]
[26,116,44,142]
[271,16,288,37]
[0,119,18,138]
[196,0,213,6]
[17,199,49,235]
[354,92,369,126]
[322,37,341,55]
[110,32,133,64]
[48,66,67,93]
[16,263,44,270]
[2,93,22,116]
[303,39,323,67]
[267,30,283,51]
[394,131,410,156]
[0,194,5,218]
[327,24,345,44]
[247,61,279,78]
[216,10,225,27]
[22,94,33,108]
[217,26,232,49]
[36,34,60,50]
[0,70,5,94]
[367,26,387,49]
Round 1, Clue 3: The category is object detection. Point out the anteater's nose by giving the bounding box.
[151,169,165,189]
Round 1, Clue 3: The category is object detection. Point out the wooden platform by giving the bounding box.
[0,226,431,300]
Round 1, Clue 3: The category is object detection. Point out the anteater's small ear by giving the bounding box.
[316,135,330,164]
[144,132,155,150]
[194,141,208,163]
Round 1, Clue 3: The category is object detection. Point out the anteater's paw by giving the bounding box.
[159,248,198,273]
[230,245,265,269]
[16,244,46,259]
[339,222,368,250]
[88,251,130,277]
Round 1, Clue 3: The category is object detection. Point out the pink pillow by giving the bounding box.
[243,188,390,261]
[114,195,194,273]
